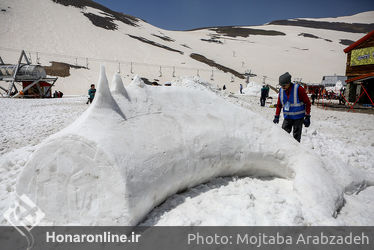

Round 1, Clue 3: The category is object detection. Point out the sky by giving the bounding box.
[94,0,374,30]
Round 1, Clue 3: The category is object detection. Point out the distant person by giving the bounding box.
[223,85,226,91]
[339,87,346,105]
[260,85,267,106]
[273,72,311,142]
[311,88,319,105]
[265,84,270,98]
[58,91,63,98]
[311,93,316,105]
[53,90,58,98]
[87,84,96,104]
[240,83,243,94]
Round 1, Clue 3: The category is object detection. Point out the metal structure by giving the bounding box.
[0,50,57,98]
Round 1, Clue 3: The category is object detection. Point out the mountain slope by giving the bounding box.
[0,0,373,94]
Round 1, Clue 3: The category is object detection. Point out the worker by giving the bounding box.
[273,72,311,142]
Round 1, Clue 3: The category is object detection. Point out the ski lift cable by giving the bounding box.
[0,46,253,78]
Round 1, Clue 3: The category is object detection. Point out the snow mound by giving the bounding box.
[130,75,146,88]
[17,67,346,226]
[325,80,344,94]
[242,82,262,96]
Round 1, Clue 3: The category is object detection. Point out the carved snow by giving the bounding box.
[17,66,345,225]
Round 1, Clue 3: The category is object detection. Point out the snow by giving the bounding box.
[0,97,86,155]
[241,82,262,96]
[110,72,129,97]
[140,87,374,226]
[0,97,87,225]
[325,80,344,94]
[1,70,373,226]
[1,0,373,95]
[140,177,305,226]
[0,0,373,227]
[299,11,374,24]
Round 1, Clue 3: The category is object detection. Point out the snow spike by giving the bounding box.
[111,73,130,101]
[92,65,126,119]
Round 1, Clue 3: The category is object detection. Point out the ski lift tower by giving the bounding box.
[244,70,256,87]
[0,50,58,98]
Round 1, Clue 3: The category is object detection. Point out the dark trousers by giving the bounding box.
[260,96,266,106]
[282,118,304,142]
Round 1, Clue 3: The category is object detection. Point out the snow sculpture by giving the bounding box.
[17,66,344,225]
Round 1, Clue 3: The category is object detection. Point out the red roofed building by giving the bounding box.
[343,31,374,104]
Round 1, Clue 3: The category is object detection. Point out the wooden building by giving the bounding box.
[343,31,374,104]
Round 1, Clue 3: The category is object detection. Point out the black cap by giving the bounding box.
[279,72,291,85]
